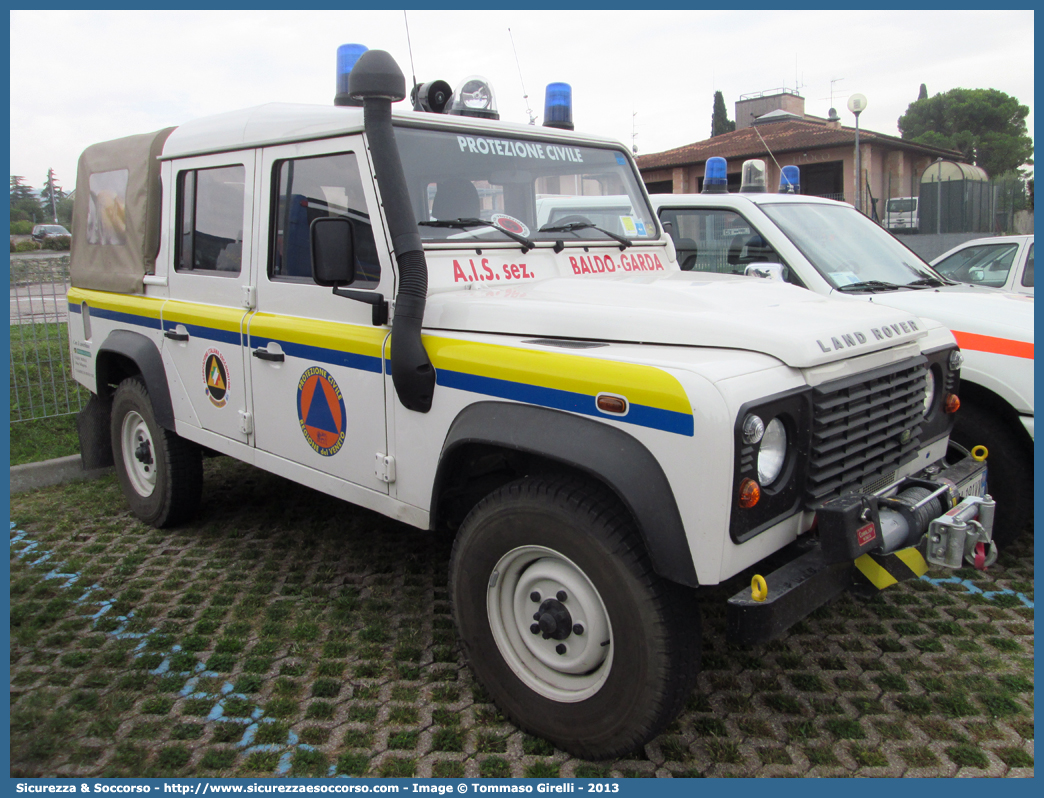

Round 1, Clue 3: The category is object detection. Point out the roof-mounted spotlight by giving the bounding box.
[702,156,728,193]
[779,165,800,194]
[334,43,368,107]
[740,159,768,193]
[412,80,453,114]
[447,76,499,119]
[543,82,574,130]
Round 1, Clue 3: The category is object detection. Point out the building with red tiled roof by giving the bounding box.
[636,90,963,217]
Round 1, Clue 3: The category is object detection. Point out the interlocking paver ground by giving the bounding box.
[9,457,1034,777]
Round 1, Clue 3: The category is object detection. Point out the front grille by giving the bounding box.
[806,356,927,504]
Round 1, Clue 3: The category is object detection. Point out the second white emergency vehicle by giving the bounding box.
[653,159,1032,543]
[68,50,993,758]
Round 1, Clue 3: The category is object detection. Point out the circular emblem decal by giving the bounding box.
[203,348,230,408]
[297,367,346,456]
[491,213,531,237]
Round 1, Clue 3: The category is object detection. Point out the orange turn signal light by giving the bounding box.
[738,478,761,508]
[944,393,961,414]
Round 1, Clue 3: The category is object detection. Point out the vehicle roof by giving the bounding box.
[651,192,851,209]
[162,102,627,161]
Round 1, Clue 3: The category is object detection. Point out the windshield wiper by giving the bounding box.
[419,218,534,252]
[835,280,903,293]
[538,221,633,249]
[905,275,952,288]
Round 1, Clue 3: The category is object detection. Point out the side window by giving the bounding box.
[270,152,380,289]
[659,208,782,276]
[175,165,245,275]
[1022,243,1033,287]
[934,243,1018,288]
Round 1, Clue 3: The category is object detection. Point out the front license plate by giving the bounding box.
[955,467,987,499]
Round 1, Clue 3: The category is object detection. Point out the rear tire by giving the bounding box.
[950,401,1032,545]
[111,377,202,527]
[450,476,701,759]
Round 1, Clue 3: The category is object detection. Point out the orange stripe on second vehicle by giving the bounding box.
[952,331,1034,360]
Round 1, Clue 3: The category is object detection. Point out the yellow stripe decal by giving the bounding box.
[421,336,694,436]
[854,553,898,590]
[894,547,929,577]
[249,312,387,374]
[67,288,164,330]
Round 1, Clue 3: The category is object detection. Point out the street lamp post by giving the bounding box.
[848,94,867,213]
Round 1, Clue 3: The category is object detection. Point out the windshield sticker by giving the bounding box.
[614,152,626,165]
[829,271,861,286]
[620,217,647,237]
[490,213,531,237]
[452,258,536,284]
[569,253,664,275]
[722,227,751,237]
[456,136,583,163]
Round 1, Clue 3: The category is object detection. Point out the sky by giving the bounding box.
[9,9,1035,196]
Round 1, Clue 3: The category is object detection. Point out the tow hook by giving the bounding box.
[923,494,997,570]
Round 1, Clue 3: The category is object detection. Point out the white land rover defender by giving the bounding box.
[652,158,1032,545]
[68,50,995,759]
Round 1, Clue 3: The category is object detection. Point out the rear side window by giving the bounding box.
[270,152,380,289]
[175,165,246,275]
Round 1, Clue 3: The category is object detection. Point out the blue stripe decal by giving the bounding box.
[164,320,242,346]
[88,305,162,330]
[68,303,82,314]
[249,336,383,374]
[436,369,694,437]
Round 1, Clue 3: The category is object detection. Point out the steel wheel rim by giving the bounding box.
[121,410,156,498]
[487,545,613,702]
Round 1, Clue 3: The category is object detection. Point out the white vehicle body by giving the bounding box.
[653,191,1033,538]
[884,196,919,233]
[65,51,987,758]
[931,234,1034,296]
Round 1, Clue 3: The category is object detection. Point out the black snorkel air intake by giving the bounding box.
[349,50,435,413]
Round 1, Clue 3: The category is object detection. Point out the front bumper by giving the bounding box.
[726,454,993,646]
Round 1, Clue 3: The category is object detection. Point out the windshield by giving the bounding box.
[886,199,916,213]
[760,202,940,290]
[395,125,657,244]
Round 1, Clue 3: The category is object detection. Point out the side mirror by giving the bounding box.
[745,262,788,282]
[968,268,985,283]
[311,217,355,286]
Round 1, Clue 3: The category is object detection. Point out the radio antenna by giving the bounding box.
[508,28,537,124]
[403,11,419,105]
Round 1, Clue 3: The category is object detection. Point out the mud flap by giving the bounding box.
[77,393,114,470]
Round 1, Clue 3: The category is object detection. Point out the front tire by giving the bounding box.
[110,377,202,527]
[450,477,700,759]
[950,400,1033,545]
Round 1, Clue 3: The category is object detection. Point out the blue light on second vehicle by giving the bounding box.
[702,156,728,193]
[779,165,801,194]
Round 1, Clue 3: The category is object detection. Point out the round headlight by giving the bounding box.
[757,418,787,485]
[949,349,964,371]
[923,369,936,416]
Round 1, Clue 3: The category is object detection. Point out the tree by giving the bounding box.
[711,91,735,137]
[898,88,1033,177]
[10,175,43,223]
[917,83,928,100]
[40,169,65,223]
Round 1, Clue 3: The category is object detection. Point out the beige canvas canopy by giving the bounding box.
[70,127,176,293]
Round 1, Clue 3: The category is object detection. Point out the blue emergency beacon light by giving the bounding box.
[779,165,800,194]
[543,83,574,130]
[702,156,728,194]
[334,43,369,106]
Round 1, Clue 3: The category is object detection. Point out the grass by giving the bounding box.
[8,455,1035,778]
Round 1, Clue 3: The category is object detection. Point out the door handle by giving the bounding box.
[253,347,284,362]
[164,328,189,342]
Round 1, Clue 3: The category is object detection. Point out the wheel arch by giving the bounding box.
[432,401,698,587]
[957,380,1033,451]
[96,330,175,431]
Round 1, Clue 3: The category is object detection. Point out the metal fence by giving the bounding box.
[878,175,1030,235]
[10,256,88,421]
